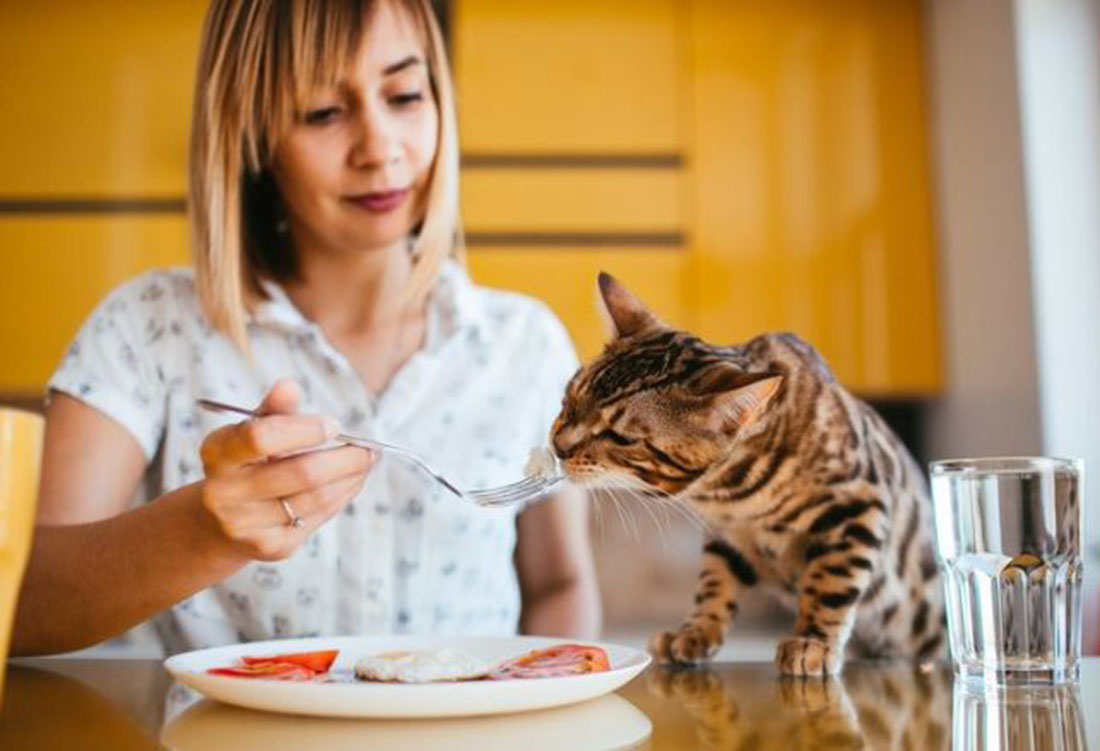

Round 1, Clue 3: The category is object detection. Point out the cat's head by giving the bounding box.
[550,273,782,494]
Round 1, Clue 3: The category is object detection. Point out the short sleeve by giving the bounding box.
[47,272,173,460]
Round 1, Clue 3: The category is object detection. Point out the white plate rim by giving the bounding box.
[164,635,651,719]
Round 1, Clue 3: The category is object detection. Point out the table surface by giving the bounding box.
[2,657,1098,750]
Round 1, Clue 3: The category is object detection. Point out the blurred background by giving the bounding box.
[1,0,1098,656]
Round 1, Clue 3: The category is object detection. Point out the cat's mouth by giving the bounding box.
[560,460,668,496]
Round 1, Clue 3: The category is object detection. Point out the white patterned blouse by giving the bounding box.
[48,260,579,655]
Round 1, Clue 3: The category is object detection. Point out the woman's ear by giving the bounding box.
[597,272,660,338]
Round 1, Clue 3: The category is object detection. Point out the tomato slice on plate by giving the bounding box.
[207,662,316,681]
[241,649,339,674]
[489,644,611,680]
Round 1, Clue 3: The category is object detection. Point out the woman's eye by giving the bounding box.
[599,430,636,447]
[302,106,342,125]
[389,91,423,107]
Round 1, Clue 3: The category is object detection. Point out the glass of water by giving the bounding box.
[930,457,1084,685]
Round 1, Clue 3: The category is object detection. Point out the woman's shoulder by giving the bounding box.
[99,267,198,306]
[90,267,195,310]
[72,267,216,357]
[471,282,573,351]
[92,267,203,325]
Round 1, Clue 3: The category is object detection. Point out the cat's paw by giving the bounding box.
[775,636,843,676]
[649,623,723,665]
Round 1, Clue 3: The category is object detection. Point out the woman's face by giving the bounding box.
[271,1,438,259]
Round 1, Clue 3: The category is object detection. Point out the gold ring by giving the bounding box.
[279,498,304,529]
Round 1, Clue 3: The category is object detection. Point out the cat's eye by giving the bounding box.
[599,430,636,447]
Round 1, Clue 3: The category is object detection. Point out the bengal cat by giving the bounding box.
[551,273,945,675]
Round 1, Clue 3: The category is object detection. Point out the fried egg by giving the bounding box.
[353,649,492,683]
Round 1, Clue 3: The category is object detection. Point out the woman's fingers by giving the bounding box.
[255,377,301,416]
[200,413,340,471]
[262,472,369,531]
[201,378,337,471]
[200,446,373,526]
[195,377,376,561]
[226,445,374,505]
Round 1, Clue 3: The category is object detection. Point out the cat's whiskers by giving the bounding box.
[607,470,712,535]
[571,470,644,542]
[604,474,670,544]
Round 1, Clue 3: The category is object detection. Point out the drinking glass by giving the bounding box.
[931,457,1083,686]
[0,408,44,703]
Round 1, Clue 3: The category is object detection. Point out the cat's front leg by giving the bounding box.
[777,516,885,676]
[650,538,759,665]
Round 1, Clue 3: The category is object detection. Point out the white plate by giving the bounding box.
[164,635,651,719]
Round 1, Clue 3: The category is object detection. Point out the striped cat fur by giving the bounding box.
[550,273,944,675]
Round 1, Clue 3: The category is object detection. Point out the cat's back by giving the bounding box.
[735,332,921,496]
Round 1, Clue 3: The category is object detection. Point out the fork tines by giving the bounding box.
[469,475,561,507]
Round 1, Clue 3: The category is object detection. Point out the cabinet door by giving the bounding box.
[0,1,203,197]
[455,0,691,358]
[688,0,941,395]
[468,248,689,360]
[0,216,189,391]
[454,0,686,153]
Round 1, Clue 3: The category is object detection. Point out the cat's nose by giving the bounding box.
[552,427,584,458]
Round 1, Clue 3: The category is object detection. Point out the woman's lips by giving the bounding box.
[347,188,410,213]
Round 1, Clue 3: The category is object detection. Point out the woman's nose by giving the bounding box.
[349,108,401,169]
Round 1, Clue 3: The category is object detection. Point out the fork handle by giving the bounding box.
[197,399,417,462]
[335,433,406,458]
[197,398,465,497]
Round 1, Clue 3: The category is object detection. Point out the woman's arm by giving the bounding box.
[12,382,371,655]
[514,485,601,639]
[13,394,240,654]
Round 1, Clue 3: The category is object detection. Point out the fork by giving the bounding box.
[196,398,564,508]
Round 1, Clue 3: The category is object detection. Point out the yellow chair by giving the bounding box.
[0,409,44,703]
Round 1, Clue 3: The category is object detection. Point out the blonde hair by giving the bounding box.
[189,0,461,351]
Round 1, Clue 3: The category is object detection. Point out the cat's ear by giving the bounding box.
[686,365,783,430]
[597,272,660,338]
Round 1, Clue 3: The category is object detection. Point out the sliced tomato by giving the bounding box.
[489,644,611,680]
[241,649,339,674]
[207,662,316,681]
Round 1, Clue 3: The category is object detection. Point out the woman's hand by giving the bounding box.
[198,378,374,561]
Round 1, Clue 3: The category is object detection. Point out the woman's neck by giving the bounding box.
[282,239,418,336]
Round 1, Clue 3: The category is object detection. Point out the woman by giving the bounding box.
[12,0,599,656]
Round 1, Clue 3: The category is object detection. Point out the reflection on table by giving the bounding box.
[2,657,1098,750]
[163,691,650,751]
[954,681,1086,751]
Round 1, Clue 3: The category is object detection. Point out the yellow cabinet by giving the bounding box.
[0,216,189,392]
[0,1,202,198]
[468,249,690,360]
[454,0,687,153]
[0,0,941,398]
[688,0,941,396]
[456,0,693,362]
[456,0,942,395]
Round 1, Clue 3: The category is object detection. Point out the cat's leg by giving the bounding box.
[650,538,759,664]
[776,503,886,676]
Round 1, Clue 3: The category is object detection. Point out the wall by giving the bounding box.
[921,0,1044,461]
[1014,0,1100,652]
